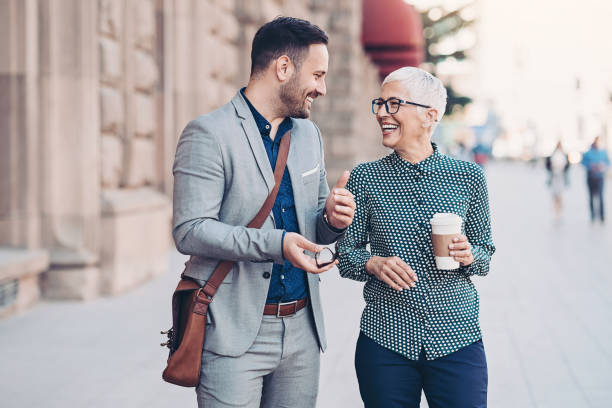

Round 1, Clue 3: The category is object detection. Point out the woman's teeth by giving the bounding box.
[381,124,398,130]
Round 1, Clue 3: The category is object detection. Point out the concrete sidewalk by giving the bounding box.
[1,161,611,407]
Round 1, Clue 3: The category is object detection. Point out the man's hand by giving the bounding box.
[449,235,474,266]
[365,256,418,291]
[324,171,355,230]
[283,232,337,274]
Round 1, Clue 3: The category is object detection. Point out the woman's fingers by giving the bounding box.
[377,258,418,291]
[380,273,404,291]
[388,263,415,289]
[449,236,470,251]
[394,257,418,282]
[450,242,470,250]
[451,234,468,243]
[450,249,472,257]
[384,267,410,290]
[449,236,472,264]
[453,251,474,266]
[368,256,420,291]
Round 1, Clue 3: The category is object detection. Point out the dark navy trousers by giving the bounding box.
[355,332,488,408]
[587,176,605,221]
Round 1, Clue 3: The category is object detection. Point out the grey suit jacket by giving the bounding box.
[172,91,343,357]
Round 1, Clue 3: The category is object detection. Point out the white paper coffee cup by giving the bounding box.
[430,213,463,270]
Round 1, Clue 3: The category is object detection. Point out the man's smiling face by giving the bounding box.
[280,43,328,119]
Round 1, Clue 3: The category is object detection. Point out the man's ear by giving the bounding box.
[275,55,294,82]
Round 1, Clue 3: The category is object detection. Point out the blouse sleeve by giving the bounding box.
[459,164,496,277]
[337,165,372,282]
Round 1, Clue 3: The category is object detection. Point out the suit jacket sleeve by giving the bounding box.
[172,118,284,264]
[313,122,346,244]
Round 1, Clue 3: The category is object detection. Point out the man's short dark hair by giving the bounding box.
[250,17,328,76]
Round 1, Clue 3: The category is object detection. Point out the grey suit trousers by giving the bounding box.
[196,307,320,408]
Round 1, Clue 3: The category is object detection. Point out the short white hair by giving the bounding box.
[382,67,447,124]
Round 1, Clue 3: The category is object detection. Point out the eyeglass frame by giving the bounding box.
[315,240,370,268]
[371,97,432,115]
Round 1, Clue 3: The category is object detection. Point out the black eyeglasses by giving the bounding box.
[315,240,369,268]
[371,97,431,115]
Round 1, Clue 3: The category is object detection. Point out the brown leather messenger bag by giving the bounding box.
[161,132,291,387]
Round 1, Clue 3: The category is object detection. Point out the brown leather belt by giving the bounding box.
[263,298,308,317]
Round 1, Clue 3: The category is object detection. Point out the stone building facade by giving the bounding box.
[0,0,385,316]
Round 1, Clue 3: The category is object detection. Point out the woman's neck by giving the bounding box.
[395,138,434,164]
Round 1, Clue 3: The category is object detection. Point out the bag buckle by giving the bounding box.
[160,328,174,348]
[277,300,298,317]
[195,287,213,304]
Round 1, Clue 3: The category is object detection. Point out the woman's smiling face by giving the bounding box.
[376,81,430,150]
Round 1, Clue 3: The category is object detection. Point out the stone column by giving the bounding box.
[98,0,171,295]
[0,0,41,248]
[0,0,49,313]
[161,0,176,196]
[37,0,101,299]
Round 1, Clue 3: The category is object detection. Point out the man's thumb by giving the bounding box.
[335,170,350,189]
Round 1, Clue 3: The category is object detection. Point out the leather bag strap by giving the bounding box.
[196,131,291,296]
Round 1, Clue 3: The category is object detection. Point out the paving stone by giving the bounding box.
[1,162,611,407]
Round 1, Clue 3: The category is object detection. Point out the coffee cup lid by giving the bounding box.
[429,212,462,226]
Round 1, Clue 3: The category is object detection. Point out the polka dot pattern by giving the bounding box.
[338,143,495,360]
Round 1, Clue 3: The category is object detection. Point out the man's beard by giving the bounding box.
[279,74,310,119]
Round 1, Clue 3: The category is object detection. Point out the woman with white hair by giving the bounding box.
[336,67,495,407]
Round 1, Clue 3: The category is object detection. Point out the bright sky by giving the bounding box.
[407,0,612,153]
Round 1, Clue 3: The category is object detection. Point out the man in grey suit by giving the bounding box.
[172,17,356,407]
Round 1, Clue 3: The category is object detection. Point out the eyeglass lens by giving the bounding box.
[372,98,401,114]
[315,247,336,267]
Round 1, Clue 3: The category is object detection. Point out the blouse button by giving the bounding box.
[262,272,271,279]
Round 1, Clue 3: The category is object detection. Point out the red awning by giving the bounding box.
[362,0,425,79]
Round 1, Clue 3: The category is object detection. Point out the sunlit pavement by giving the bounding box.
[1,161,611,407]
[320,161,612,408]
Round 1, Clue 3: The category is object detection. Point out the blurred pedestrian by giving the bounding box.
[455,140,472,162]
[472,143,490,168]
[581,136,610,223]
[337,67,495,408]
[545,141,570,221]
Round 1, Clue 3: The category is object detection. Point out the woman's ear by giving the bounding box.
[426,108,439,125]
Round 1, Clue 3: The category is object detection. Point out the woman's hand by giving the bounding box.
[365,256,418,291]
[449,235,474,266]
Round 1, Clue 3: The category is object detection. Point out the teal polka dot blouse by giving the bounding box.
[338,143,495,360]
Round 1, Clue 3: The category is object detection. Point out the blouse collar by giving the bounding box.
[390,142,441,175]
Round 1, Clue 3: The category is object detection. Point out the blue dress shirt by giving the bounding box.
[581,147,610,178]
[241,89,308,303]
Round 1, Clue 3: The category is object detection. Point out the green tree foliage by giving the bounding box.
[420,5,474,115]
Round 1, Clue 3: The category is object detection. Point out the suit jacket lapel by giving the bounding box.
[286,122,306,235]
[231,92,275,193]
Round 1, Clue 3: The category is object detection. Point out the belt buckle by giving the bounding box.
[277,300,298,317]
